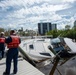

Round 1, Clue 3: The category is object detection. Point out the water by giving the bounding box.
[36,56,76,75]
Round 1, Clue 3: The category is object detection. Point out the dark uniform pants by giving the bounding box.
[0,50,4,59]
[5,48,18,74]
[2,50,4,58]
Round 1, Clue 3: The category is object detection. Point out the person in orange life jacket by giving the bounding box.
[3,30,21,75]
[0,32,5,59]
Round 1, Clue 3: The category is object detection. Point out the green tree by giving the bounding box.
[0,28,4,33]
[65,25,70,30]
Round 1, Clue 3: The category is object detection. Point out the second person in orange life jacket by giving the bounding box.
[0,32,5,59]
[3,30,21,75]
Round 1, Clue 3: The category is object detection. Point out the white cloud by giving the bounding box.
[7,24,16,28]
[74,13,76,19]
[57,23,65,30]
[0,0,72,10]
[7,2,71,19]
[0,0,76,30]
[56,16,75,30]
[63,0,76,3]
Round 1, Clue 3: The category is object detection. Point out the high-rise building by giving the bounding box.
[38,22,57,35]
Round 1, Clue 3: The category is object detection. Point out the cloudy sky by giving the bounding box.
[0,0,76,30]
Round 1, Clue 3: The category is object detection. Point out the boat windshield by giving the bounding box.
[51,38,65,52]
[51,38,71,52]
[51,38,61,45]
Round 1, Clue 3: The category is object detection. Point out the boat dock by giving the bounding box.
[0,57,45,75]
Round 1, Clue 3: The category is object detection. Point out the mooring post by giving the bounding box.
[18,47,36,67]
[49,57,60,75]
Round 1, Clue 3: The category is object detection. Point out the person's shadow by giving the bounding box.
[10,73,14,75]
[3,73,15,75]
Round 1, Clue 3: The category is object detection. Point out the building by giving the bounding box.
[38,22,57,35]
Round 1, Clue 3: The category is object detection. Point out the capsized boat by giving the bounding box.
[19,38,55,62]
[49,37,76,64]
[64,38,76,52]
[50,37,76,53]
[47,37,76,75]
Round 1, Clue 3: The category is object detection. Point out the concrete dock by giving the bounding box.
[0,57,45,75]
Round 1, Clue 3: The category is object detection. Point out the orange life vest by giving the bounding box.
[7,36,20,48]
[0,37,5,43]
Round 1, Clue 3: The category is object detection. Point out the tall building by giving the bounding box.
[38,22,57,35]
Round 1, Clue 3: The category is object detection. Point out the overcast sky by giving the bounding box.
[0,0,76,30]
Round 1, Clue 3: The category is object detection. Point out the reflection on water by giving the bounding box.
[36,56,76,75]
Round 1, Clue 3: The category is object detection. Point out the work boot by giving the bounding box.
[13,71,17,74]
[3,72,10,75]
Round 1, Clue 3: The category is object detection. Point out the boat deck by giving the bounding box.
[0,57,45,75]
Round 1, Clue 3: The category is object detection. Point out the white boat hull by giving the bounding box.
[19,38,55,62]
